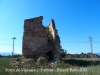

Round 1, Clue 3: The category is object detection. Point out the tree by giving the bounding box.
[60,46,67,58]
[0,55,2,57]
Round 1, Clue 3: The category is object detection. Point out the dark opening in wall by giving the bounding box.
[46,50,53,61]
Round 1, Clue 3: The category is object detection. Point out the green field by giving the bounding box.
[0,58,100,75]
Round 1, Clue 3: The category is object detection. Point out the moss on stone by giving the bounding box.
[46,28,53,42]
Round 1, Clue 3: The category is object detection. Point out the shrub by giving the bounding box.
[36,56,48,65]
[60,46,67,58]
[46,28,53,42]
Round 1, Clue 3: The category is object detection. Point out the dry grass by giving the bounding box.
[0,57,100,75]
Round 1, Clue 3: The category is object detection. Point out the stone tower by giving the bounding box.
[22,16,60,61]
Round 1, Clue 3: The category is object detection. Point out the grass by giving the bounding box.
[63,58,100,61]
[0,57,100,75]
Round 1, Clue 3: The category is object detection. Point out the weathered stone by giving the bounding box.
[22,16,60,61]
[10,61,20,67]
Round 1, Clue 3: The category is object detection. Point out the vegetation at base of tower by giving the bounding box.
[60,46,67,58]
[36,56,48,65]
[46,28,53,42]
[0,57,100,75]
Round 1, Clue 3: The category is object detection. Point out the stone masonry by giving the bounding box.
[22,16,60,61]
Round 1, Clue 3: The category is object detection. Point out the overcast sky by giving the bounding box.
[0,0,100,54]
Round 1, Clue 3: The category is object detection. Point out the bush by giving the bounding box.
[36,56,48,65]
[46,28,53,42]
[60,46,67,58]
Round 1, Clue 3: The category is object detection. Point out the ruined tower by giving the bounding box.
[22,16,60,61]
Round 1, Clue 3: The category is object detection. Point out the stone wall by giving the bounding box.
[48,19,60,61]
[22,16,60,61]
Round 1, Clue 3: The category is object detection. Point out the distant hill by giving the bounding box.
[0,52,21,56]
[96,53,100,56]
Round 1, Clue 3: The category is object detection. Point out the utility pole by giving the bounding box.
[12,37,16,56]
[88,36,93,58]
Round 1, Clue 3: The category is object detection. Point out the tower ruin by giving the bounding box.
[22,16,60,61]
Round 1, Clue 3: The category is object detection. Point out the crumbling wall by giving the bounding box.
[22,16,60,61]
[48,19,60,61]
